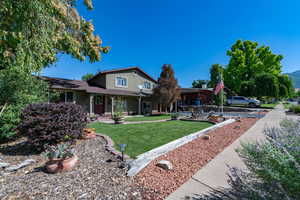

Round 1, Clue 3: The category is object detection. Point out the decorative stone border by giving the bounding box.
[96,134,130,160]
[127,119,236,177]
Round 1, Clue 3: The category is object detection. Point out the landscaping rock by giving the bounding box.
[202,135,210,140]
[0,137,143,200]
[0,162,10,168]
[5,159,35,172]
[156,160,173,170]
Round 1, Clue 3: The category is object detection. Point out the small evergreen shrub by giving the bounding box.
[17,103,87,148]
[290,105,300,114]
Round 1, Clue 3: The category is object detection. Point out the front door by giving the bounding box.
[94,95,105,115]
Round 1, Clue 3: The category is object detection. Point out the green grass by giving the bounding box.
[283,103,292,109]
[88,121,212,158]
[260,103,278,109]
[124,114,170,122]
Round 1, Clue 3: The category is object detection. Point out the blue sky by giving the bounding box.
[42,0,300,87]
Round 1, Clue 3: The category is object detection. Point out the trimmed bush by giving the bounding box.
[17,103,87,148]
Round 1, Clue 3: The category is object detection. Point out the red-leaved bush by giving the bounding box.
[17,103,87,148]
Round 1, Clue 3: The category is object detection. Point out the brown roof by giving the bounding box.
[40,76,147,97]
[180,88,214,94]
[88,66,157,83]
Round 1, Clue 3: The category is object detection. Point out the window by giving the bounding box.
[116,77,127,87]
[143,81,151,89]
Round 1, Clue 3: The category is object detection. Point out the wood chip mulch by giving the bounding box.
[0,137,143,200]
[135,118,259,200]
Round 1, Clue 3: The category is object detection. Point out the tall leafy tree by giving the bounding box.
[192,80,208,88]
[81,73,94,81]
[224,40,283,94]
[0,0,109,140]
[0,0,109,72]
[153,64,181,112]
[255,73,279,98]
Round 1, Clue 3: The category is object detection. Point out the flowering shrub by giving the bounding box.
[197,119,300,200]
[17,103,86,148]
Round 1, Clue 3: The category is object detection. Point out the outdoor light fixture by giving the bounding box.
[119,143,127,161]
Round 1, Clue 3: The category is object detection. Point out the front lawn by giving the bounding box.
[88,121,212,157]
[260,103,278,109]
[124,114,170,122]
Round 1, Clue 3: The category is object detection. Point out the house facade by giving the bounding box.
[43,67,158,116]
[43,66,214,116]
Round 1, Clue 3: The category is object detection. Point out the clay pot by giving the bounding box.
[83,132,97,139]
[46,155,78,173]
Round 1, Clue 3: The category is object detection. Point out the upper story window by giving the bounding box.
[143,81,151,89]
[116,77,127,87]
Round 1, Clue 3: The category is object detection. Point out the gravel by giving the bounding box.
[135,118,259,200]
[0,137,143,200]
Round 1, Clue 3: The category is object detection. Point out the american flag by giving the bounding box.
[214,78,224,95]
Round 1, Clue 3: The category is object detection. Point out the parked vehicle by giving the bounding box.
[226,96,261,107]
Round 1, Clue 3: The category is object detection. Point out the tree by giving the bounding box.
[255,73,279,98]
[153,64,181,112]
[208,64,224,88]
[82,73,94,81]
[0,0,109,72]
[208,64,226,106]
[278,74,294,98]
[0,0,109,141]
[192,80,208,88]
[224,40,283,94]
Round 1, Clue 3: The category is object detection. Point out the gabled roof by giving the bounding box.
[88,66,157,83]
[40,76,150,97]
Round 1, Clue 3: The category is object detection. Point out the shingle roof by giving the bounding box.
[40,76,148,96]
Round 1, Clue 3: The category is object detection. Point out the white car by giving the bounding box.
[227,96,261,107]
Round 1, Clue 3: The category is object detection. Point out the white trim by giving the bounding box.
[115,76,128,88]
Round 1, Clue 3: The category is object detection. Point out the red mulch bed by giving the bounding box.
[135,118,259,200]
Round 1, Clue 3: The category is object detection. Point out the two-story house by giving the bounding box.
[42,67,158,115]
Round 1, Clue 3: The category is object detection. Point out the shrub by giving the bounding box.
[17,103,87,148]
[290,105,300,114]
[197,119,300,200]
[0,104,23,142]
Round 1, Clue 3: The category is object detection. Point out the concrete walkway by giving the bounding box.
[165,104,287,200]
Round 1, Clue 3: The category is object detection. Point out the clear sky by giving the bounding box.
[42,0,300,87]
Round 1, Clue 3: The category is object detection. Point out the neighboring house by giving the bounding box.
[42,67,158,115]
[42,66,215,116]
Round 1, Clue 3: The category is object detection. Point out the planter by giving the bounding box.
[82,128,97,139]
[45,155,78,173]
[113,118,124,124]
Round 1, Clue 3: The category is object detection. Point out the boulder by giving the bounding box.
[0,162,10,168]
[202,135,210,140]
[156,160,173,170]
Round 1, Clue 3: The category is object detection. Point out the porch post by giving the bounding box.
[89,94,94,114]
[64,91,67,103]
[73,92,76,104]
[138,96,142,115]
[111,96,115,116]
[175,100,178,112]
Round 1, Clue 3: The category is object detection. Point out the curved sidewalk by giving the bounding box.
[165,104,286,200]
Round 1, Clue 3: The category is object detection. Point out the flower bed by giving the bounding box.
[135,118,258,200]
